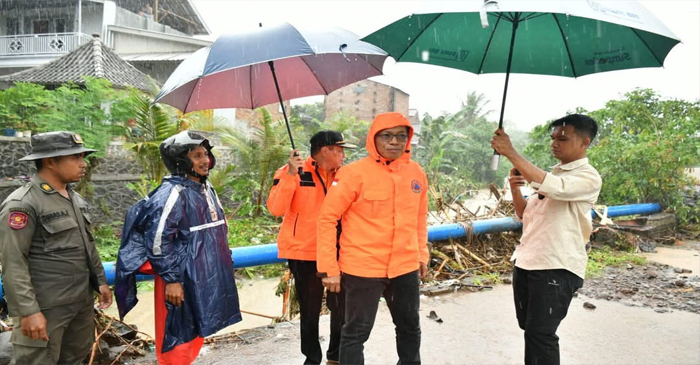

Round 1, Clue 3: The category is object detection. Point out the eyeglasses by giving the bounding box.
[377,133,409,143]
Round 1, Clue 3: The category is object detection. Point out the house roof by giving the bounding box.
[0,35,157,92]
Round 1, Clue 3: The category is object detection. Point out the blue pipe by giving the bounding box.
[595,203,662,218]
[98,244,286,286]
[0,203,662,296]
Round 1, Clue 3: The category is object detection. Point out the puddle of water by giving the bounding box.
[642,245,700,272]
[103,277,283,337]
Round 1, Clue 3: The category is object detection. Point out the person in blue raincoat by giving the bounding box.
[115,131,242,365]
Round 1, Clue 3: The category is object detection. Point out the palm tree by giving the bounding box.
[122,91,176,183]
[221,108,290,216]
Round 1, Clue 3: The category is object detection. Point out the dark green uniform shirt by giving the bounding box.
[0,176,107,317]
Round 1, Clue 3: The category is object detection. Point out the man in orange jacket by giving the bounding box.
[268,130,356,365]
[317,112,429,365]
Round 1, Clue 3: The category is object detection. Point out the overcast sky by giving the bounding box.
[192,0,700,131]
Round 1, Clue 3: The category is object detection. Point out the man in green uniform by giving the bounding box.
[0,131,112,365]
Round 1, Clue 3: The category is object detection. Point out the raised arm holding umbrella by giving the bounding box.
[154,22,388,156]
[362,0,680,169]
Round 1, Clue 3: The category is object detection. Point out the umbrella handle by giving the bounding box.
[293,151,303,176]
[491,152,500,170]
[481,0,499,28]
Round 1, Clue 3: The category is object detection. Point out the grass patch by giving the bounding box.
[227,216,279,247]
[93,222,122,262]
[586,246,647,278]
[228,216,286,278]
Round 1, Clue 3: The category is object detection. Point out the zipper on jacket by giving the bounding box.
[293,213,299,237]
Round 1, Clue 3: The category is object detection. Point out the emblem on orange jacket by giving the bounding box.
[411,180,422,193]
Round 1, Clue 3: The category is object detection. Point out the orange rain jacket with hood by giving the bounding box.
[268,156,336,261]
[316,112,429,279]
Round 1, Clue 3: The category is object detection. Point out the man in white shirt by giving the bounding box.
[491,114,602,365]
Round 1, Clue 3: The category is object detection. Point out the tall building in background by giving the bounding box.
[324,79,410,122]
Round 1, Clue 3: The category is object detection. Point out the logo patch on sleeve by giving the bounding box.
[411,180,422,193]
[8,211,29,229]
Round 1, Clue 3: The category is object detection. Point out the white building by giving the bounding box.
[0,0,211,85]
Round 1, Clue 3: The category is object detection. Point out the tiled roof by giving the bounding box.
[0,36,158,92]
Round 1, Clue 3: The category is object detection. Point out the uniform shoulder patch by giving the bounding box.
[411,180,422,193]
[8,211,29,229]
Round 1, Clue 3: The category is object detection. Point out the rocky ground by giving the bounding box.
[578,260,699,314]
[3,241,699,365]
[119,241,700,365]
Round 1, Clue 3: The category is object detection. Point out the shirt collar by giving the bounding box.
[553,157,589,171]
[32,175,60,194]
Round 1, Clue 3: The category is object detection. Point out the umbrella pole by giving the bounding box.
[268,60,303,175]
[492,13,520,170]
[268,61,296,150]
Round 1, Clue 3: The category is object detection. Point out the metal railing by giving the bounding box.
[0,32,93,56]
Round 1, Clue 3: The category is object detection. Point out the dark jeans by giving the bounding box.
[340,271,421,365]
[289,259,345,365]
[512,266,584,365]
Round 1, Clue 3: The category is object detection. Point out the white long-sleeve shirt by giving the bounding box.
[512,158,602,279]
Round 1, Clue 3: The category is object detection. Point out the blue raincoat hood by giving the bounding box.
[115,176,241,352]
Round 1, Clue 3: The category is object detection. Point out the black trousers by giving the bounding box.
[340,271,421,365]
[288,259,345,364]
[512,266,584,365]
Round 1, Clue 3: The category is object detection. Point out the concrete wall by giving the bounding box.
[81,2,105,36]
[324,80,410,122]
[129,60,181,86]
[111,31,204,54]
[113,7,186,37]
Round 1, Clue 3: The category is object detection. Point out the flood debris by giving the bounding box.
[583,302,597,310]
[426,310,443,323]
[88,311,153,365]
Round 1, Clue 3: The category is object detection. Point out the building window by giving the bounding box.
[55,19,66,33]
[7,18,21,35]
[33,20,49,34]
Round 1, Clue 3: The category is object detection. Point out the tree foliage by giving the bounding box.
[414,91,528,207]
[523,89,700,225]
[222,108,290,217]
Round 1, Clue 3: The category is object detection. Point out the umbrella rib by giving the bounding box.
[299,56,330,95]
[183,77,202,113]
[551,13,578,77]
[249,64,254,108]
[630,28,664,66]
[522,12,547,22]
[477,15,503,74]
[395,13,445,62]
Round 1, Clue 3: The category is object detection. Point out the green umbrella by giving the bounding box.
[363,0,680,169]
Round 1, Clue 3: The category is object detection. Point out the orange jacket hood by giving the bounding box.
[366,112,414,165]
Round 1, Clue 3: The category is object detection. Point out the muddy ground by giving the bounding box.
[121,242,700,365]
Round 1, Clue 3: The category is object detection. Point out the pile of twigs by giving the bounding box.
[428,183,520,281]
[88,311,153,365]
